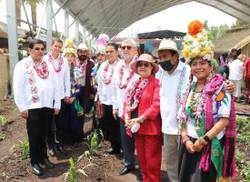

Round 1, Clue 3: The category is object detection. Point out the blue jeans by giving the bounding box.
[120,118,135,168]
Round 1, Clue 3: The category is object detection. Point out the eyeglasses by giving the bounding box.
[122,46,132,50]
[137,62,151,67]
[34,47,45,51]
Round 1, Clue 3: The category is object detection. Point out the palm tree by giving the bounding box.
[24,0,45,31]
[16,0,22,26]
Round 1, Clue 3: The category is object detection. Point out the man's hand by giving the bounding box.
[64,96,70,103]
[185,140,195,154]
[225,80,235,94]
[21,111,28,119]
[54,109,60,115]
[89,94,95,100]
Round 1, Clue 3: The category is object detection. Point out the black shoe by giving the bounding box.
[137,169,143,182]
[41,158,55,169]
[48,148,55,156]
[57,145,68,156]
[32,163,43,176]
[119,166,135,175]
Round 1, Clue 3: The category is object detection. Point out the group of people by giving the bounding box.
[13,20,237,182]
[219,48,250,104]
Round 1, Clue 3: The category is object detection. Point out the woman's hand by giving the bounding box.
[185,141,195,154]
[225,80,234,94]
[126,116,144,128]
[193,138,206,152]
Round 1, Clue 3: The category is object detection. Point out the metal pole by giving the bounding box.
[46,0,53,52]
[6,0,18,96]
[75,20,79,46]
[64,10,69,38]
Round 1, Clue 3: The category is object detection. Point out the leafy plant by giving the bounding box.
[18,140,29,159]
[0,115,7,126]
[64,158,87,182]
[0,132,5,141]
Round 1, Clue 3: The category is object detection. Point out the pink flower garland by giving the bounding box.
[126,78,149,112]
[48,53,64,72]
[25,63,40,103]
[33,61,49,79]
[102,62,116,85]
[118,65,134,89]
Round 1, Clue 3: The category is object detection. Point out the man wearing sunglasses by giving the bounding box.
[112,38,139,176]
[13,39,61,176]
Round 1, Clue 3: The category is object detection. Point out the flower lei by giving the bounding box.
[25,63,39,103]
[179,74,224,128]
[118,64,134,89]
[48,53,64,72]
[33,61,49,79]
[102,62,116,85]
[126,78,149,112]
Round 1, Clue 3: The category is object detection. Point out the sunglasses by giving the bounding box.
[122,46,132,50]
[137,62,151,67]
[34,47,45,51]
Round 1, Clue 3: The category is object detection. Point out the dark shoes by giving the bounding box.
[32,163,43,176]
[106,148,120,154]
[41,158,55,169]
[119,166,135,175]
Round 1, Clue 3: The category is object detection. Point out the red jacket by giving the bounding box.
[124,76,162,135]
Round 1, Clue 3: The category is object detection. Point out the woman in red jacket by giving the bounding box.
[124,53,162,182]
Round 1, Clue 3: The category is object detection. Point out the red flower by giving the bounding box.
[188,20,204,36]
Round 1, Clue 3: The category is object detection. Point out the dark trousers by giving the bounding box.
[120,119,135,168]
[27,108,53,165]
[47,99,65,148]
[103,104,121,151]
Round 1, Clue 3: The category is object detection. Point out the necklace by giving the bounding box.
[48,53,64,72]
[102,61,117,85]
[118,64,134,89]
[126,78,149,112]
[33,61,49,79]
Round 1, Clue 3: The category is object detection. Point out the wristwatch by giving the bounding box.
[203,135,210,143]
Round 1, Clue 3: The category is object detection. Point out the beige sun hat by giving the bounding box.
[130,53,159,74]
[77,42,89,50]
[153,38,178,57]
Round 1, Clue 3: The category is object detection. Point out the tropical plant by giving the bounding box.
[18,140,29,159]
[64,158,87,182]
[0,132,5,141]
[24,0,45,31]
[0,115,7,126]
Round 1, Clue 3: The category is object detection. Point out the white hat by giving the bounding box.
[77,43,89,50]
[153,39,178,57]
[121,38,137,48]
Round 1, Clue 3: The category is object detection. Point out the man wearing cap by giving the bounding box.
[154,38,190,182]
[112,38,139,175]
[75,43,95,139]
[43,38,70,156]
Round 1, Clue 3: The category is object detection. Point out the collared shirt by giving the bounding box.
[13,56,61,112]
[112,60,139,117]
[43,54,71,99]
[156,61,190,135]
[228,59,244,80]
[97,59,120,106]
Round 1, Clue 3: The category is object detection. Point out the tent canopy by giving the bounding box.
[54,0,250,37]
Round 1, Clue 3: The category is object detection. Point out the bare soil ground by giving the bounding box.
[0,99,249,182]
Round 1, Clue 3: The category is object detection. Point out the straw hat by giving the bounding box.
[153,39,178,57]
[130,53,159,74]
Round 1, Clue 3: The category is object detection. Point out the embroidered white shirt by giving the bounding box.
[43,54,70,100]
[13,56,61,112]
[97,59,120,106]
[156,61,190,135]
